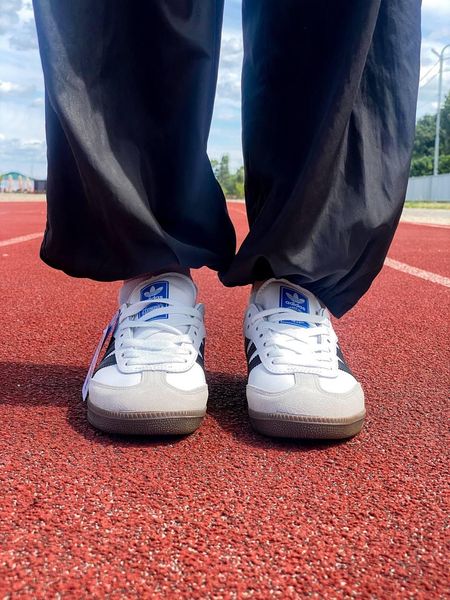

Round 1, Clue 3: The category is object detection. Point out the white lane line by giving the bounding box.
[2,229,448,290]
[4,226,446,289]
[385,258,450,288]
[0,233,43,247]
[228,202,450,287]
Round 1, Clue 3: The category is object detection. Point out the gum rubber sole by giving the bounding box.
[249,410,366,440]
[87,404,205,435]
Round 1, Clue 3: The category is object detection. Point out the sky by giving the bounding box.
[0,0,449,179]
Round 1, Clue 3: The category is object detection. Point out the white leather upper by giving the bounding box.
[89,273,207,395]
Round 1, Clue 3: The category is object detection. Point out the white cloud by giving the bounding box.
[0,99,45,141]
[0,136,46,178]
[0,80,22,93]
[0,0,38,51]
[208,30,244,165]
[0,80,35,96]
[17,0,34,22]
[215,32,243,107]
[9,18,38,51]
[0,0,22,35]
[416,25,450,117]
[0,1,45,174]
[0,2,448,175]
[30,97,44,107]
[422,0,450,15]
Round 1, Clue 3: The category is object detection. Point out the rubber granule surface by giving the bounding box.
[0,204,448,598]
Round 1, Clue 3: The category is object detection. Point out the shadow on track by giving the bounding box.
[0,362,346,451]
[0,362,179,448]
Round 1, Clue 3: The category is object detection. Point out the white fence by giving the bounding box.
[406,173,450,201]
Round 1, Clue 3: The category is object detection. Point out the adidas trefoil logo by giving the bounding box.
[286,292,306,306]
[143,285,164,299]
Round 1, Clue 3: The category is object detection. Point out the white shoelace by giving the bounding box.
[250,307,335,370]
[115,299,203,368]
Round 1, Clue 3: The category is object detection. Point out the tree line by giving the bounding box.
[210,155,244,198]
[410,90,450,176]
[212,90,450,197]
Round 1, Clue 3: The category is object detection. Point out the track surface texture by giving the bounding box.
[0,201,449,598]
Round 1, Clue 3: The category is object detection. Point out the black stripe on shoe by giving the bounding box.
[244,337,262,374]
[196,340,205,368]
[244,339,354,377]
[336,345,353,376]
[94,336,117,373]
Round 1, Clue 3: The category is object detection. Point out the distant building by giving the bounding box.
[0,171,47,194]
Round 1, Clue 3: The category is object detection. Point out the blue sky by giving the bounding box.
[0,0,449,179]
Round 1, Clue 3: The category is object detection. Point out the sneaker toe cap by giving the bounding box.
[247,373,365,420]
[88,370,208,414]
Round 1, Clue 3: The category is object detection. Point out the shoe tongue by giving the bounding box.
[254,279,322,328]
[120,273,196,330]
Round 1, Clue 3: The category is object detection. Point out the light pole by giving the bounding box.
[431,44,450,176]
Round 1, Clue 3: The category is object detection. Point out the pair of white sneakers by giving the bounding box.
[84,273,365,439]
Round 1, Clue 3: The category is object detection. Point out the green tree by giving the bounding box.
[438,154,450,174]
[214,154,232,193]
[410,90,450,175]
[233,166,245,198]
[411,114,436,162]
[211,154,245,197]
[440,92,450,156]
[410,155,433,177]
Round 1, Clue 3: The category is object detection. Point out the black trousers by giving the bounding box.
[33,0,420,317]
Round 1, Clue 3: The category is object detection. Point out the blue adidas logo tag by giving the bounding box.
[138,280,169,321]
[279,286,310,328]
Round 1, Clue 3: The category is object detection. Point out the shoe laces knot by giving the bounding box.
[250,307,336,371]
[115,298,203,368]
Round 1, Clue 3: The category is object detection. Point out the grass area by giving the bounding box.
[404,201,450,209]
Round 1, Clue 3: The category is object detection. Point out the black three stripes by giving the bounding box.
[336,344,354,375]
[244,337,353,375]
[97,333,350,376]
[95,336,117,373]
[244,337,262,374]
[196,340,205,368]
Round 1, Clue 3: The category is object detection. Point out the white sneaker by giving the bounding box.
[244,279,365,439]
[84,273,207,435]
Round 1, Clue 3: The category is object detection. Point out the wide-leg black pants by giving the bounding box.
[33,0,420,317]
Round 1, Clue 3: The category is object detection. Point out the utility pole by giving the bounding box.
[431,44,450,176]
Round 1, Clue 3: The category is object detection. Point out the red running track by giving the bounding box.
[0,202,448,598]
